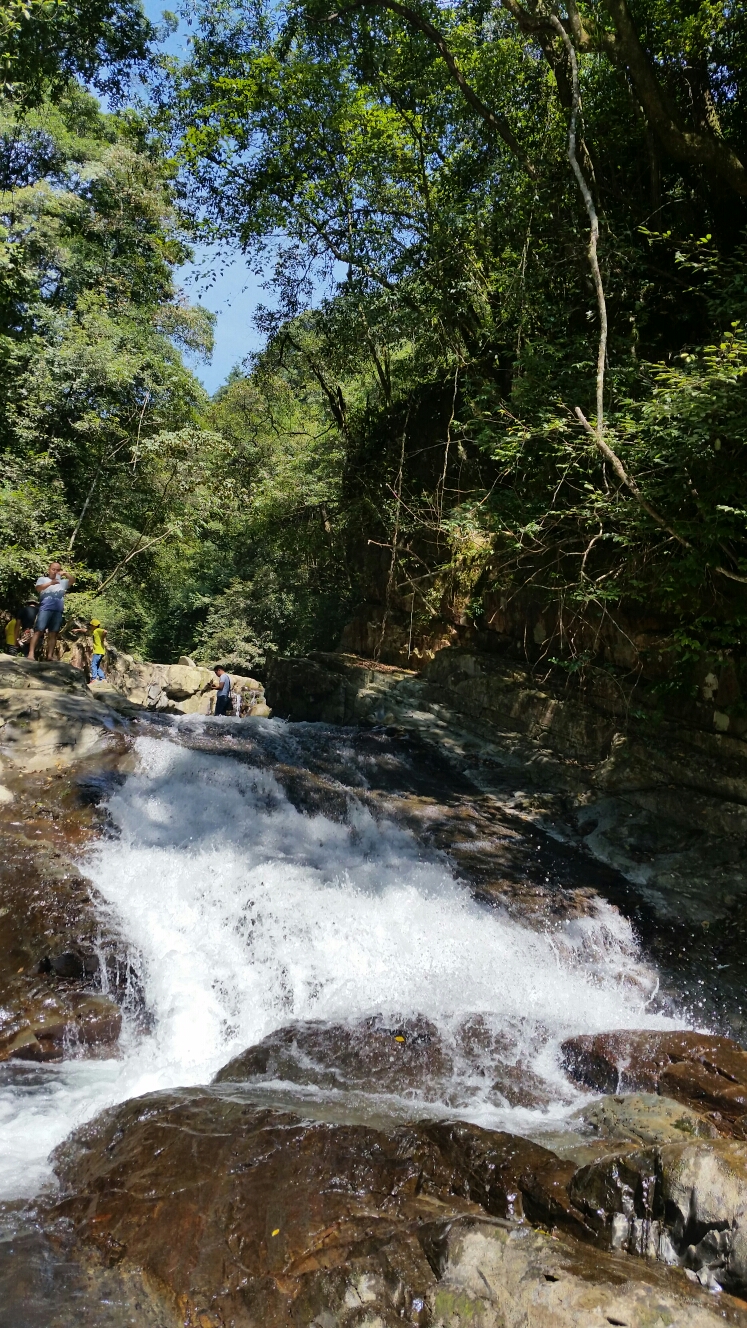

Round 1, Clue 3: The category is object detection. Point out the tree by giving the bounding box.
[165,0,747,664]
[1,0,154,103]
[0,85,222,645]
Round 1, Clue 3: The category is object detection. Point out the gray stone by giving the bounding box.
[430,1219,747,1327]
[571,1093,719,1145]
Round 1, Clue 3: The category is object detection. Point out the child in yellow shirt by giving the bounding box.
[89,619,108,680]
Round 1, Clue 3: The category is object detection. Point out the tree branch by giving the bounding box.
[92,531,173,598]
[575,409,747,585]
[500,0,747,194]
[549,15,607,445]
[600,0,747,195]
[322,0,536,175]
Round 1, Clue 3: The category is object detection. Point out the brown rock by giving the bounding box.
[660,1059,747,1121]
[52,1090,483,1327]
[214,1015,455,1097]
[52,1090,747,1326]
[420,1120,593,1240]
[214,1014,558,1110]
[0,750,135,1065]
[5,994,122,1062]
[561,1030,747,1134]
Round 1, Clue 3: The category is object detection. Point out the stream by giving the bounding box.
[0,716,687,1209]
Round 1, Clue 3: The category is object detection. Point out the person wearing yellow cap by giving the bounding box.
[89,619,108,681]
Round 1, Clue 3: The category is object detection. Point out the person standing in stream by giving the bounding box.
[213,665,232,716]
[28,562,75,661]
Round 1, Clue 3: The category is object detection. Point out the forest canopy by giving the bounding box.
[1,0,746,677]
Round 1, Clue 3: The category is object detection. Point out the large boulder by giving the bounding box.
[52,1091,481,1327]
[0,658,123,772]
[103,650,268,716]
[51,1091,747,1327]
[214,1015,561,1110]
[562,1030,747,1134]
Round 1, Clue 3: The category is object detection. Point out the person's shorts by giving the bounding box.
[35,604,64,633]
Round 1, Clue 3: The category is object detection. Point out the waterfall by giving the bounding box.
[0,726,681,1200]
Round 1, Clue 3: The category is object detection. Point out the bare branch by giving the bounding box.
[549,15,606,445]
[92,531,173,598]
[575,408,747,585]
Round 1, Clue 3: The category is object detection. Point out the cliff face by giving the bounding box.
[265,645,747,1038]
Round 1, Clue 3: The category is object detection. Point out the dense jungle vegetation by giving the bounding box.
[1,0,746,674]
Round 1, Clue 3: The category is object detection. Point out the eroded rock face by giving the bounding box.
[562,1030,747,1134]
[0,658,124,772]
[570,1139,747,1294]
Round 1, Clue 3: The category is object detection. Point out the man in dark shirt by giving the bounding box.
[19,600,39,655]
[214,666,232,716]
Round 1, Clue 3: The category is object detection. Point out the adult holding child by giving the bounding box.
[28,562,75,661]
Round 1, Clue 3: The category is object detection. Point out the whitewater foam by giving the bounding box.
[0,726,682,1199]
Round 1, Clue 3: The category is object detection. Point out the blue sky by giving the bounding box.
[142,2,268,394]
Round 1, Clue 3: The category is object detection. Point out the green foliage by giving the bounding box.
[0,86,222,642]
[4,0,747,675]
[155,0,747,667]
[1,0,154,103]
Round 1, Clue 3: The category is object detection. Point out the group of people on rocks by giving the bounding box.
[3,562,239,713]
[2,562,108,680]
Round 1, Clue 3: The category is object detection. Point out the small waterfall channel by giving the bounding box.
[0,718,684,1203]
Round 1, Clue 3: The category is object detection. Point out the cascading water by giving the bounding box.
[0,721,683,1201]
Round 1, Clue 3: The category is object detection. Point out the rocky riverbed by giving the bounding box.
[2,654,747,1327]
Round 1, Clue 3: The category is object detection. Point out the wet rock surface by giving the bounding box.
[214,1015,568,1110]
[0,748,138,1063]
[562,1030,747,1134]
[49,1090,747,1326]
[570,1092,720,1145]
[266,648,747,1036]
[52,1091,483,1327]
[6,661,747,1324]
[0,1209,172,1328]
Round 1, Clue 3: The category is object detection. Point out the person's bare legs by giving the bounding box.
[28,629,43,661]
[44,630,58,660]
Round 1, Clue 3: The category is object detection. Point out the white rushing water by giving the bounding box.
[0,725,683,1200]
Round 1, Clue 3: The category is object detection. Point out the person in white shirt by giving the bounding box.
[28,562,75,661]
